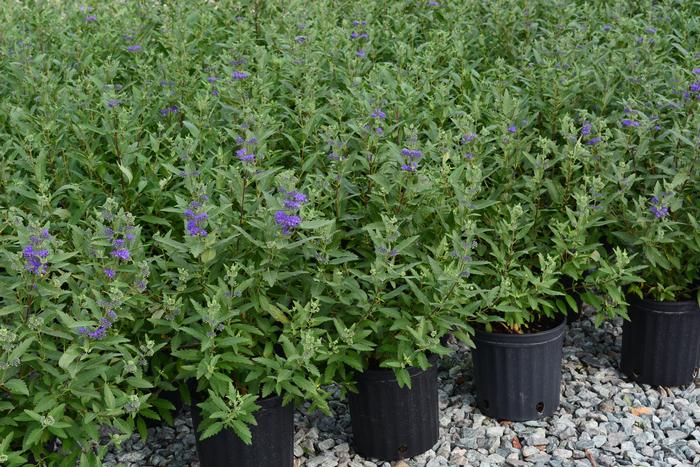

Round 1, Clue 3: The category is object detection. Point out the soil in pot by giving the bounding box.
[472,315,566,421]
[621,298,700,387]
[348,361,439,461]
[190,386,294,467]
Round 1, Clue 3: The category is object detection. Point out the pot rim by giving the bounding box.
[355,359,437,383]
[629,296,700,314]
[474,314,566,346]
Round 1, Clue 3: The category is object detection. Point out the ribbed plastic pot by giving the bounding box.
[621,298,700,387]
[472,316,566,421]
[348,363,438,461]
[190,393,294,467]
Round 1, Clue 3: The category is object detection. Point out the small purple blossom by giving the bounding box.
[581,122,592,136]
[621,119,640,127]
[401,162,419,172]
[126,45,142,52]
[110,248,131,261]
[275,211,302,235]
[295,36,306,44]
[586,136,603,145]
[356,49,366,58]
[428,1,440,6]
[160,105,179,117]
[603,24,612,31]
[461,133,477,144]
[85,15,97,22]
[212,89,219,96]
[283,191,308,210]
[465,152,475,160]
[104,268,116,280]
[184,203,208,237]
[693,68,700,74]
[371,108,386,119]
[107,99,121,108]
[207,76,217,83]
[376,127,383,135]
[507,124,517,133]
[236,148,255,162]
[690,82,700,93]
[231,71,250,80]
[407,148,423,158]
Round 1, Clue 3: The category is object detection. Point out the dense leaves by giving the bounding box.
[0,0,699,464]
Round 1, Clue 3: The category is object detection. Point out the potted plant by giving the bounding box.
[599,97,700,387]
[0,204,156,466]
[465,116,641,421]
[306,125,482,460]
[611,178,700,386]
[154,162,333,467]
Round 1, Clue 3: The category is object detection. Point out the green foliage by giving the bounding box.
[0,0,699,463]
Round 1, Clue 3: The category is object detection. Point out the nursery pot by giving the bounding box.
[621,298,700,387]
[348,362,439,461]
[190,392,294,467]
[472,316,566,421]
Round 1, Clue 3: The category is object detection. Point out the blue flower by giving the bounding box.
[621,119,640,127]
[232,71,250,80]
[126,45,142,52]
[275,211,302,234]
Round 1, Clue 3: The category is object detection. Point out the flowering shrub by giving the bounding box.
[1,0,700,460]
[0,204,155,465]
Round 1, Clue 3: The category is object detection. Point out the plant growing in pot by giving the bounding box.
[306,129,483,461]
[463,114,642,421]
[610,176,700,386]
[154,167,334,467]
[601,95,700,386]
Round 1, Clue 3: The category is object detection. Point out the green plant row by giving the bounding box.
[0,0,698,465]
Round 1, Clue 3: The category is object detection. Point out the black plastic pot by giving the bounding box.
[348,362,438,461]
[621,298,700,387]
[190,392,294,467]
[472,316,566,421]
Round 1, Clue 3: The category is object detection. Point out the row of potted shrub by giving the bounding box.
[2,1,700,466]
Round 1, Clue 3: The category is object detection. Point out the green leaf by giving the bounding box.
[4,379,29,396]
[183,121,200,138]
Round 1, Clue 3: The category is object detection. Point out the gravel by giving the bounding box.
[104,309,700,466]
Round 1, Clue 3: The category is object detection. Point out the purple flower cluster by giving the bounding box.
[126,45,142,52]
[235,136,258,163]
[295,36,306,44]
[232,70,250,80]
[507,124,517,133]
[282,190,307,209]
[206,76,220,96]
[107,99,121,109]
[350,20,369,58]
[184,199,209,237]
[160,105,179,117]
[78,310,117,340]
[621,118,640,127]
[85,15,97,22]
[22,229,51,275]
[401,147,423,172]
[580,122,602,145]
[649,195,670,219]
[461,133,477,159]
[105,224,136,261]
[275,189,307,234]
[369,108,386,134]
[274,211,302,235]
